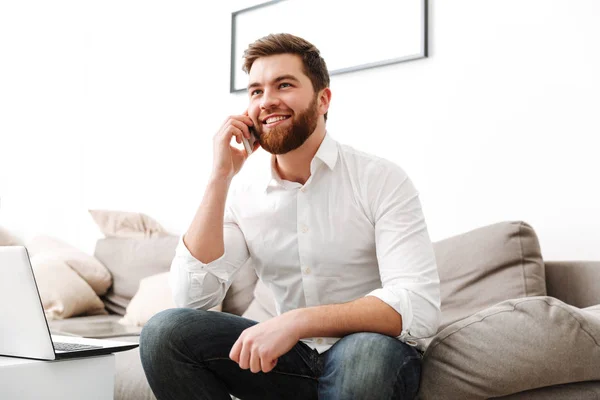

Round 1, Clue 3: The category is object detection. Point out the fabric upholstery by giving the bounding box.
[94,235,180,315]
[545,261,600,308]
[433,221,546,331]
[120,272,221,327]
[419,296,600,400]
[27,235,112,295]
[89,209,169,238]
[495,381,600,400]
[30,255,106,319]
[0,226,21,246]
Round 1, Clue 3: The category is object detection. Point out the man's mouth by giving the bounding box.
[262,115,291,125]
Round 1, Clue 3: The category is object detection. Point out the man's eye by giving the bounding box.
[250,89,262,96]
[279,82,291,88]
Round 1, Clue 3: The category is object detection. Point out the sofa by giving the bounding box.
[43,220,600,399]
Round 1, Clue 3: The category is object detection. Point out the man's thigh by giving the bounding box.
[318,332,422,400]
[142,308,319,400]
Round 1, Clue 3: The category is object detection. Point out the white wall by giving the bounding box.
[1,0,599,259]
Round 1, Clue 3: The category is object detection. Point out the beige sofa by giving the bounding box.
[48,221,600,399]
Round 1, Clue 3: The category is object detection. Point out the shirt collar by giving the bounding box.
[263,132,339,191]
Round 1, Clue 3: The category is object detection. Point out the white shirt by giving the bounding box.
[171,133,441,352]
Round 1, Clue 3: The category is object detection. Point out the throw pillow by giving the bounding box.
[119,272,221,327]
[94,235,180,315]
[433,220,546,331]
[26,235,112,295]
[419,296,600,399]
[0,226,21,246]
[89,209,169,238]
[30,254,107,320]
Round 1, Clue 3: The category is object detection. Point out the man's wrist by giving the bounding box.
[283,308,310,340]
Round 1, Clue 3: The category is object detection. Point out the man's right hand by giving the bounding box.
[212,113,258,181]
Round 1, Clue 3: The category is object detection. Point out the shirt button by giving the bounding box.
[300,187,306,192]
[316,338,323,345]
[303,266,311,275]
[301,225,309,233]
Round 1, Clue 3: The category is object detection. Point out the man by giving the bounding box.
[140,33,441,400]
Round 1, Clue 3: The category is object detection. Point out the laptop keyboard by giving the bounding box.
[54,342,103,352]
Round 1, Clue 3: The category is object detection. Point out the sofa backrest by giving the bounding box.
[545,260,600,308]
[433,221,546,331]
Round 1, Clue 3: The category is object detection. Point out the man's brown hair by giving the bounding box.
[243,33,330,120]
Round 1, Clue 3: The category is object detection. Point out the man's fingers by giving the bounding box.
[229,338,242,363]
[262,357,278,373]
[238,342,250,370]
[250,348,262,373]
[228,119,252,139]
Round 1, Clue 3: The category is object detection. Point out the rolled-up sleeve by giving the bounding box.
[365,162,441,343]
[170,207,250,310]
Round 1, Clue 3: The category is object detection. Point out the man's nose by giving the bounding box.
[260,89,280,110]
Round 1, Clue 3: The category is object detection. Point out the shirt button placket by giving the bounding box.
[297,186,317,307]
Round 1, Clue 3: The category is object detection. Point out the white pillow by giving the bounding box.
[119,272,221,327]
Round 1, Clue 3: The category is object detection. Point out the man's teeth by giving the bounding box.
[265,116,289,124]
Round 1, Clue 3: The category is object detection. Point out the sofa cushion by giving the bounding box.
[27,235,112,295]
[89,209,169,239]
[545,261,600,308]
[419,296,600,399]
[94,235,180,314]
[30,255,107,319]
[119,272,221,327]
[0,226,21,246]
[95,235,258,317]
[433,221,546,331]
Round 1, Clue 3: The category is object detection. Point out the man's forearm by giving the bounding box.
[183,175,231,264]
[287,296,403,339]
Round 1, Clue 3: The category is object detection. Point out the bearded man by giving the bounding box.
[140,33,441,400]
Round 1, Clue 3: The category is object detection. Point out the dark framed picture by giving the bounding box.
[230,0,428,93]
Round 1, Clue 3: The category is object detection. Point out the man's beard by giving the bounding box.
[256,96,319,155]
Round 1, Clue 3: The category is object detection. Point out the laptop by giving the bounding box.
[0,246,139,361]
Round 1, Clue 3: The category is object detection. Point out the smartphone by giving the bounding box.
[242,126,258,155]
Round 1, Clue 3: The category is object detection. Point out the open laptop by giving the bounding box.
[0,246,138,360]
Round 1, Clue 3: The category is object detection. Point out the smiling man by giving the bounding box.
[140,33,441,400]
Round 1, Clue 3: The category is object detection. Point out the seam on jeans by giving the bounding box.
[392,356,421,397]
[205,357,319,381]
[168,318,203,366]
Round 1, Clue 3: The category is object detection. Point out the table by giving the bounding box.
[0,354,114,400]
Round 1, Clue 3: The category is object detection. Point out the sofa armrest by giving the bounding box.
[545,261,600,308]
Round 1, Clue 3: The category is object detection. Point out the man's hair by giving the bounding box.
[243,33,330,120]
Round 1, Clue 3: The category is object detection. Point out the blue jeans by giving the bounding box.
[140,308,421,400]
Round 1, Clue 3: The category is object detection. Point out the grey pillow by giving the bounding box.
[419,296,600,399]
[433,221,546,331]
[94,236,180,315]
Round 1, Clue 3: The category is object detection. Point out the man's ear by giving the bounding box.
[318,87,332,116]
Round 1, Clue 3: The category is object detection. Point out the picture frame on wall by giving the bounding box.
[230,0,428,93]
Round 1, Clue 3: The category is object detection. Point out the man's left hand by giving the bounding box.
[229,312,301,373]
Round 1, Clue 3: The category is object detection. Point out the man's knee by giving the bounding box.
[140,308,212,362]
[323,333,421,399]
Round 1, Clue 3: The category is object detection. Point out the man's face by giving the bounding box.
[247,54,322,155]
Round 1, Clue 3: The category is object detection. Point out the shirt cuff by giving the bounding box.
[366,287,413,335]
[174,235,228,279]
